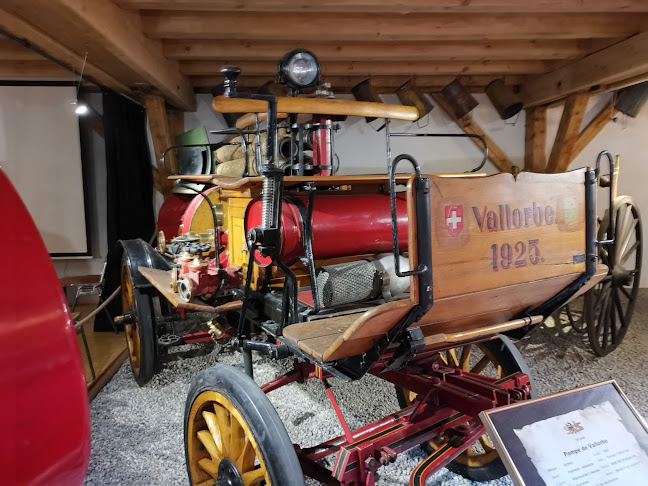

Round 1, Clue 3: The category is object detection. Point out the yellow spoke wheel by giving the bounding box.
[120,257,158,386]
[396,336,535,482]
[185,366,305,486]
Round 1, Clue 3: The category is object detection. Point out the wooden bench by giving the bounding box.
[284,169,605,362]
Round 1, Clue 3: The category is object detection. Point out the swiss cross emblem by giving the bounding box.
[445,205,463,237]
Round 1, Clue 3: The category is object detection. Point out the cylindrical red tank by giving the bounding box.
[311,115,332,176]
[157,193,193,237]
[245,193,408,266]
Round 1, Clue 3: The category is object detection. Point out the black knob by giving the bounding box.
[221,65,241,96]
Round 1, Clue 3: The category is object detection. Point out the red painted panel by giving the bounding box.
[0,170,90,485]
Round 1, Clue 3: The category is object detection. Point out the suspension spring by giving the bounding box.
[261,176,275,229]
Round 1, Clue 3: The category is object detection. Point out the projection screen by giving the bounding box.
[0,85,88,255]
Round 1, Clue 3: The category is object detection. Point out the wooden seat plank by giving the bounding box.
[283,263,607,363]
[283,317,358,342]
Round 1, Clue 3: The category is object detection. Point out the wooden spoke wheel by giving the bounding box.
[586,196,642,356]
[563,294,588,333]
[396,336,536,483]
[120,258,159,386]
[185,366,305,486]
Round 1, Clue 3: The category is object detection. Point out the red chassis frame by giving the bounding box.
[261,346,530,486]
[0,170,90,485]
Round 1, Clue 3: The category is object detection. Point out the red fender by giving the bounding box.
[0,170,90,485]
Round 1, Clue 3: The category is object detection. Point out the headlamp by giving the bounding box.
[278,49,321,90]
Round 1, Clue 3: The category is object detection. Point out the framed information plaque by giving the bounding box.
[479,380,648,486]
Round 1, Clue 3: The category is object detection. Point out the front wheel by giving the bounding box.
[121,258,159,386]
[396,336,536,483]
[185,365,305,486]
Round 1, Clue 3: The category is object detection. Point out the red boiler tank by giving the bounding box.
[245,193,408,266]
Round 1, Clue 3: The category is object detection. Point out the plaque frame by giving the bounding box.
[479,380,648,486]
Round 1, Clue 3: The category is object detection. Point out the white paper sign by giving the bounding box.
[513,400,648,486]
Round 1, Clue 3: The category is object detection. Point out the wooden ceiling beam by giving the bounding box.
[190,74,524,91]
[142,12,648,41]
[522,31,648,107]
[0,60,70,80]
[0,38,42,60]
[164,39,596,62]
[117,0,648,13]
[1,1,195,111]
[181,60,555,77]
[0,7,129,92]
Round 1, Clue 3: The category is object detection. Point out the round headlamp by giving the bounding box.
[278,49,321,90]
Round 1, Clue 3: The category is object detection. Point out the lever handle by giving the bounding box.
[220,65,241,96]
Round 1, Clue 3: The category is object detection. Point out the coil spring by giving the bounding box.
[261,177,275,229]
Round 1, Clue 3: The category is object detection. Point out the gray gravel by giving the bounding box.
[85,291,648,485]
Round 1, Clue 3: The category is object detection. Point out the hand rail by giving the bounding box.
[595,150,617,246]
[213,95,419,121]
[388,154,427,278]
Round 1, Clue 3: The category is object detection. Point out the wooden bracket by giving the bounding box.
[524,105,547,172]
[145,95,185,197]
[572,97,619,160]
[546,93,589,173]
[431,92,514,173]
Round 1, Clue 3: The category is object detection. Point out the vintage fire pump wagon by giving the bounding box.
[116,50,641,485]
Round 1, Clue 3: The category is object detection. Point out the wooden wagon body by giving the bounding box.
[118,63,628,486]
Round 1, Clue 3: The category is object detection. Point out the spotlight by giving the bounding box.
[278,49,321,90]
[71,100,88,115]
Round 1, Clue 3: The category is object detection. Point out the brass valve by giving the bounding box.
[207,320,224,339]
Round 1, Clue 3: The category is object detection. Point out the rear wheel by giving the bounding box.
[396,336,535,482]
[120,258,159,386]
[185,365,305,486]
[586,196,642,356]
[563,294,587,333]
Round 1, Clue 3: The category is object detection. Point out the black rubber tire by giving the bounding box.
[396,335,536,483]
[184,365,306,486]
[121,257,158,386]
[130,290,158,386]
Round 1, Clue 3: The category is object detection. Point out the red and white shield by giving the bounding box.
[445,205,463,237]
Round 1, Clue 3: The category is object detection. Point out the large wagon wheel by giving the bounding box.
[185,365,305,486]
[586,196,642,356]
[120,258,160,386]
[563,293,588,333]
[396,336,536,482]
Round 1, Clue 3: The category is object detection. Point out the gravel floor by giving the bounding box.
[85,291,648,485]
